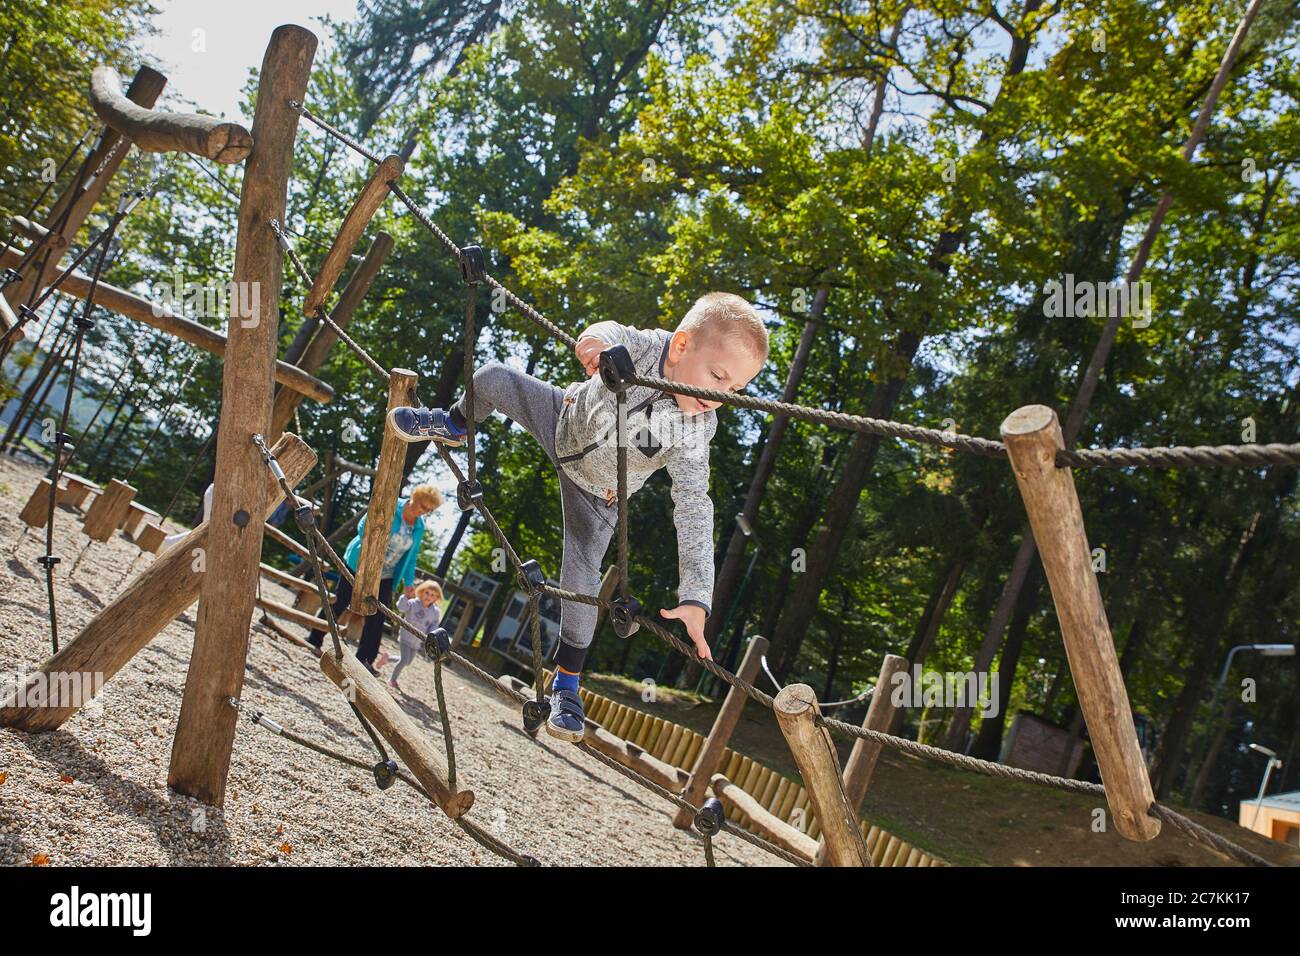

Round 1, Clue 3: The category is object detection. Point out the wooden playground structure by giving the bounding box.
[1,22,1283,867]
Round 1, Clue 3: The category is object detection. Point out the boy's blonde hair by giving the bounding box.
[677,292,768,362]
[410,484,442,510]
[414,579,443,601]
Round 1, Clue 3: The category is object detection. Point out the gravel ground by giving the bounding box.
[0,455,781,867]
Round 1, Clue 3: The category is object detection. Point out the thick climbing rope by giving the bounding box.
[268,217,392,381]
[277,101,1288,866]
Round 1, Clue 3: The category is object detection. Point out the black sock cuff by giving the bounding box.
[554,641,588,673]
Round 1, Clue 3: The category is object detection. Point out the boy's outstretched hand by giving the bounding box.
[660,604,712,661]
[575,335,607,377]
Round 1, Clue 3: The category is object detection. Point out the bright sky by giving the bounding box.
[137,0,362,119]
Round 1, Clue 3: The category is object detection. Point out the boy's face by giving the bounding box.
[664,329,764,416]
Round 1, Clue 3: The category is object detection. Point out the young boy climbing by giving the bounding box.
[389,292,768,742]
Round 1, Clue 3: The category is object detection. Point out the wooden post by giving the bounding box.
[349,368,418,615]
[318,648,474,818]
[814,652,908,865]
[2,66,166,315]
[59,475,100,509]
[136,523,169,553]
[19,479,58,528]
[773,684,871,866]
[449,599,475,649]
[672,634,768,829]
[167,24,318,806]
[0,434,315,732]
[121,502,160,537]
[268,233,394,443]
[81,478,136,541]
[1001,404,1161,842]
[303,158,402,316]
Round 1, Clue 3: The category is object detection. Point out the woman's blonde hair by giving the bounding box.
[409,484,443,510]
[414,579,443,601]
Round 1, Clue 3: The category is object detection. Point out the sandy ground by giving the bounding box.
[0,454,780,867]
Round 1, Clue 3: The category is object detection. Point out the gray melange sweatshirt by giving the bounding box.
[555,320,717,615]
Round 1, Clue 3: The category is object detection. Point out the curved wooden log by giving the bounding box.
[1,233,333,404]
[90,66,252,163]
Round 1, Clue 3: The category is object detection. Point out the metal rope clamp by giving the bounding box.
[456,478,483,512]
[1,268,21,287]
[423,626,451,662]
[610,595,641,638]
[459,244,486,285]
[373,759,399,791]
[516,558,545,596]
[291,500,316,535]
[598,345,635,394]
[521,698,550,737]
[693,797,725,837]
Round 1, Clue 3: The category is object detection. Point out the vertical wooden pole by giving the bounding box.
[1,435,315,731]
[167,25,318,806]
[671,634,768,829]
[1000,404,1160,842]
[3,67,166,313]
[349,367,418,614]
[814,652,907,865]
[773,684,871,866]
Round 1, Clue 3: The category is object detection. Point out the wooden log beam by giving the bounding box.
[319,647,475,819]
[773,684,871,866]
[255,595,328,632]
[303,158,402,316]
[1001,404,1161,842]
[168,25,319,807]
[81,478,136,541]
[1,234,333,404]
[0,434,315,732]
[263,521,310,560]
[349,368,418,614]
[580,721,690,793]
[710,773,818,861]
[269,232,394,443]
[814,652,908,866]
[89,65,252,163]
[672,634,768,829]
[333,454,376,478]
[260,561,331,595]
[3,66,165,315]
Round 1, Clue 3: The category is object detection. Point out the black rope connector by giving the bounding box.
[459,244,486,285]
[1,268,21,287]
[17,303,40,323]
[54,431,75,447]
[424,627,451,662]
[522,698,551,737]
[292,503,316,534]
[693,797,725,837]
[516,558,545,595]
[373,759,399,790]
[456,478,483,512]
[598,345,636,394]
[73,313,96,331]
[610,595,642,638]
[36,555,61,569]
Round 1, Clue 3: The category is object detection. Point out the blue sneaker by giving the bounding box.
[387,406,466,446]
[546,687,585,743]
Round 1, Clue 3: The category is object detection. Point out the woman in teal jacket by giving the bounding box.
[307,484,443,672]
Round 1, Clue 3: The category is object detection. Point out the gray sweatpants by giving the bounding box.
[451,362,616,667]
